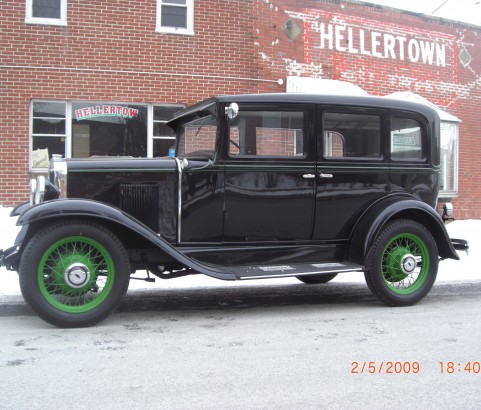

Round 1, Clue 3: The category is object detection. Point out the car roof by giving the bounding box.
[168,93,440,124]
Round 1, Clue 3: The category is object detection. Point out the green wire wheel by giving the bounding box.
[38,236,115,313]
[365,219,439,306]
[20,220,130,327]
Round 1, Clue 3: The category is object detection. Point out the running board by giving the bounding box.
[229,261,364,280]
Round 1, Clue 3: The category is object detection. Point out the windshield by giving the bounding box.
[176,114,218,158]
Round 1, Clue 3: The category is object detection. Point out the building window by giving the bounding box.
[30,100,182,170]
[72,103,148,158]
[156,0,194,35]
[153,105,182,157]
[26,0,67,26]
[31,101,67,169]
[439,122,459,197]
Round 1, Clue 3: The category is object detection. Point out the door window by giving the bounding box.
[322,112,382,159]
[229,110,305,158]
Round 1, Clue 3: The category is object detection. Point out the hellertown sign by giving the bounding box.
[316,22,447,67]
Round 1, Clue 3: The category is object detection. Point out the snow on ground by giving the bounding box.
[1,205,479,296]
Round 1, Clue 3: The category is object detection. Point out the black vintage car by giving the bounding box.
[0,94,468,327]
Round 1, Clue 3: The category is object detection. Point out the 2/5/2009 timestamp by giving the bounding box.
[439,362,481,374]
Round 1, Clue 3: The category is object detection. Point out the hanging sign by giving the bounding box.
[75,105,139,120]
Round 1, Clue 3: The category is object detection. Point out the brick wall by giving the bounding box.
[1,0,480,218]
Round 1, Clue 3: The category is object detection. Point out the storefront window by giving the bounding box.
[30,100,182,170]
[31,101,66,169]
[153,105,182,157]
[72,103,148,158]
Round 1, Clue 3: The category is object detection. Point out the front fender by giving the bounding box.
[16,199,236,280]
[349,198,459,264]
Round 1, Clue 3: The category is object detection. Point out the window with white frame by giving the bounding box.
[30,101,182,170]
[156,0,194,35]
[26,0,67,26]
[153,105,183,157]
[439,122,459,197]
[31,101,67,169]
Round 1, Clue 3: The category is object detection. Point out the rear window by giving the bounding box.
[390,117,425,161]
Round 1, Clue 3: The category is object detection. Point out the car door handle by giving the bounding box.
[319,173,333,179]
[302,174,316,179]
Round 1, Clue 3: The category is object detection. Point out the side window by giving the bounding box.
[26,0,67,26]
[229,110,304,158]
[390,117,425,161]
[323,112,381,159]
[177,115,217,157]
[156,0,194,35]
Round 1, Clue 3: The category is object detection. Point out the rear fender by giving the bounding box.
[349,198,459,264]
[16,199,236,280]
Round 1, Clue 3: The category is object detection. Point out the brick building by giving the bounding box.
[1,0,480,218]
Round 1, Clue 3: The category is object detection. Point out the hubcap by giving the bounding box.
[65,263,90,288]
[401,254,417,274]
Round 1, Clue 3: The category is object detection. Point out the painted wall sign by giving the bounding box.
[317,22,447,67]
[75,105,139,120]
[287,9,456,76]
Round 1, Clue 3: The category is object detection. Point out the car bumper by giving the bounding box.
[451,238,469,254]
[0,246,20,270]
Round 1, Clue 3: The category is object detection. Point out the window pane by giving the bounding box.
[161,5,187,28]
[164,0,187,5]
[391,117,424,161]
[72,103,148,158]
[154,106,181,121]
[32,0,61,19]
[153,138,176,157]
[33,101,66,118]
[32,135,65,167]
[33,118,65,135]
[323,113,381,159]
[440,122,458,192]
[178,115,217,156]
[229,111,304,157]
[154,123,175,138]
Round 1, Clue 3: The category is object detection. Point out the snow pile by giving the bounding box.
[1,205,480,296]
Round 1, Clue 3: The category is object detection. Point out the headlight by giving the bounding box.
[49,156,68,199]
[29,178,37,205]
[34,175,45,204]
[29,175,60,205]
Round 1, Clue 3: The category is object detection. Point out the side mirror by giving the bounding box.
[225,102,239,120]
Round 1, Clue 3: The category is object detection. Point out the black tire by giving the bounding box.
[19,220,130,328]
[364,219,438,306]
[296,273,338,284]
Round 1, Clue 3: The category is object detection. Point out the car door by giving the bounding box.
[221,103,316,243]
[313,106,390,240]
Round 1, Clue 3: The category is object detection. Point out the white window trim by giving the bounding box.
[25,0,67,26]
[30,100,68,172]
[156,0,194,36]
[151,104,184,157]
